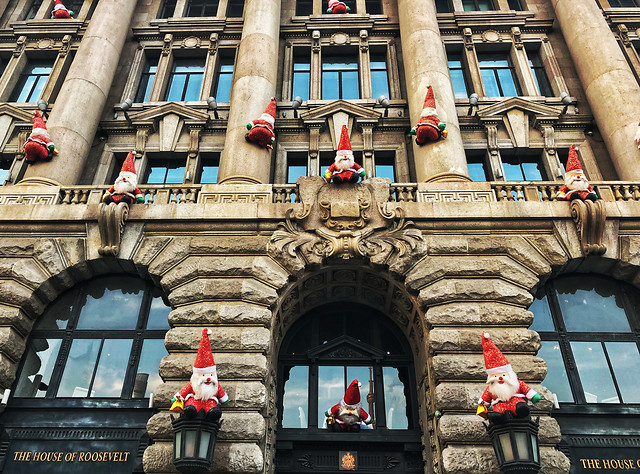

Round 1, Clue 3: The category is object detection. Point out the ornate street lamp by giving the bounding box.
[486,417,541,474]
[172,412,223,474]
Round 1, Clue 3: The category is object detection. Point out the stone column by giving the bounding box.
[552,0,640,181]
[397,0,469,182]
[216,0,281,184]
[21,0,138,185]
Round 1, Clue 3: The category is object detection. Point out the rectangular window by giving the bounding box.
[214,54,234,103]
[370,52,389,101]
[165,58,205,102]
[448,53,469,99]
[282,366,309,428]
[65,0,83,16]
[135,57,159,103]
[24,0,43,20]
[146,156,186,184]
[227,0,244,17]
[609,0,639,6]
[507,0,524,9]
[160,0,177,18]
[466,150,488,181]
[322,55,359,100]
[186,0,219,16]
[296,0,313,15]
[10,60,54,103]
[0,156,12,185]
[501,151,545,181]
[287,152,308,184]
[478,53,521,97]
[292,50,311,101]
[0,58,6,80]
[199,153,220,184]
[462,0,494,10]
[435,0,451,12]
[528,52,553,97]
[365,0,383,14]
[374,152,395,182]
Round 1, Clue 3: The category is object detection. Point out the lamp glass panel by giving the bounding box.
[198,431,211,459]
[514,431,530,460]
[174,431,181,457]
[499,433,515,462]
[531,434,538,463]
[184,430,197,458]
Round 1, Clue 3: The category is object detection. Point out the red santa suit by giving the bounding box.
[327,0,350,13]
[102,151,144,205]
[410,86,447,145]
[326,380,372,431]
[323,125,366,183]
[24,111,56,164]
[556,145,598,201]
[177,381,228,413]
[51,0,73,18]
[246,98,276,149]
[479,379,537,415]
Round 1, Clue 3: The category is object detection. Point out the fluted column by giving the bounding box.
[21,0,137,185]
[397,0,469,182]
[553,0,640,180]
[217,0,281,184]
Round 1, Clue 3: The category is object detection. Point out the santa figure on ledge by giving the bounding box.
[51,0,73,18]
[477,332,541,424]
[24,110,57,164]
[170,329,228,421]
[327,0,350,13]
[102,151,144,205]
[323,125,366,183]
[325,379,372,431]
[556,145,598,201]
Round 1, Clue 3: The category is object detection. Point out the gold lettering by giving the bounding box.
[603,459,612,469]
[123,452,130,462]
[595,460,602,469]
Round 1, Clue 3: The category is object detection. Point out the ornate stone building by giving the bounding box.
[0,0,637,473]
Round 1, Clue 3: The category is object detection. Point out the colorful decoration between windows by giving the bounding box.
[556,145,598,201]
[51,0,74,18]
[325,379,372,431]
[410,86,447,145]
[102,151,144,205]
[170,328,229,421]
[323,125,366,183]
[246,97,276,149]
[327,0,351,13]
[476,332,541,424]
[23,110,58,164]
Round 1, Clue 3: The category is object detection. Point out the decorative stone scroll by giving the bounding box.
[97,202,129,257]
[570,199,607,256]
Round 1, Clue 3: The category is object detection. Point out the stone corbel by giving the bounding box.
[13,36,26,58]
[463,28,474,50]
[15,131,28,161]
[570,199,607,256]
[306,121,323,160]
[97,202,129,257]
[618,24,631,46]
[187,127,202,159]
[312,30,321,53]
[359,29,369,52]
[162,33,173,56]
[60,34,72,57]
[511,27,523,49]
[208,32,219,56]
[135,128,150,158]
[359,122,374,174]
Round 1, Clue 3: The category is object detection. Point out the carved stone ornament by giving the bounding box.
[269,177,425,265]
[97,202,129,257]
[570,199,607,256]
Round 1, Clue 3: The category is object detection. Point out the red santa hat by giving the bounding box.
[193,328,216,375]
[257,98,276,127]
[481,332,512,376]
[420,86,439,118]
[31,110,49,138]
[119,151,138,178]
[336,124,354,160]
[52,0,70,11]
[565,145,583,175]
[342,379,361,406]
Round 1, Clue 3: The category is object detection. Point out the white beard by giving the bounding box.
[113,175,136,194]
[488,374,519,402]
[567,175,589,192]
[335,156,354,171]
[191,373,218,401]
[337,403,361,424]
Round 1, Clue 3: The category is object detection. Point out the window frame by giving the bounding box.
[186,0,219,16]
[164,57,206,102]
[321,53,360,100]
[9,58,54,103]
[477,52,522,97]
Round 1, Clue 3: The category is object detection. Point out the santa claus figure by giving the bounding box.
[323,125,366,183]
[327,0,350,13]
[325,379,372,431]
[410,86,447,145]
[477,332,541,424]
[23,110,57,164]
[170,329,229,421]
[246,97,276,149]
[51,0,73,19]
[102,151,144,205]
[556,145,598,201]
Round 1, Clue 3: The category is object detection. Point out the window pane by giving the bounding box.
[365,0,383,13]
[200,166,219,184]
[318,366,344,428]
[58,339,101,397]
[147,293,171,329]
[529,294,555,331]
[375,164,395,181]
[25,0,43,20]
[227,0,243,17]
[502,158,525,181]
[135,339,168,398]
[538,341,573,403]
[468,162,487,181]
[347,366,373,428]
[184,73,203,101]
[496,69,518,96]
[462,0,477,10]
[341,70,359,99]
[282,366,309,428]
[147,166,168,184]
[76,278,145,329]
[322,71,339,100]
[571,341,619,403]
[371,70,389,101]
[91,339,133,397]
[296,0,313,15]
[383,367,409,429]
[507,0,523,10]
[521,160,544,181]
[478,0,493,10]
[448,61,468,99]
[166,74,187,101]
[435,0,450,12]
[215,62,234,103]
[135,63,157,103]
[14,338,62,398]
[480,69,500,97]
[35,289,75,330]
[288,165,307,184]
[165,165,186,183]
[555,277,631,332]
[605,342,640,403]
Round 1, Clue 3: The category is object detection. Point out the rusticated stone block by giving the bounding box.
[0,239,35,256]
[526,234,572,269]
[0,280,45,318]
[147,411,173,440]
[190,235,271,255]
[133,237,173,269]
[418,279,533,307]
[160,353,267,380]
[429,328,540,353]
[442,445,499,473]
[144,442,264,473]
[431,354,546,382]
[465,236,553,276]
[169,302,272,326]
[540,447,571,473]
[153,382,183,408]
[165,327,270,352]
[0,353,18,390]
[0,305,34,334]
[434,382,554,412]
[33,239,74,288]
[147,411,265,442]
[142,442,178,473]
[426,302,534,327]
[0,327,25,361]
[153,381,267,410]
[168,278,278,306]
[0,259,48,289]
[147,239,190,278]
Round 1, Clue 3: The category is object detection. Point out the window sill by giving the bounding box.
[7,398,152,409]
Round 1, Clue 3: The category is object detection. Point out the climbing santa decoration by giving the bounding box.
[246,97,276,149]
[170,329,228,420]
[325,379,372,431]
[102,151,144,205]
[327,0,350,13]
[23,110,57,164]
[410,86,447,145]
[51,0,73,18]
[476,332,541,424]
[323,125,366,183]
[556,145,598,201]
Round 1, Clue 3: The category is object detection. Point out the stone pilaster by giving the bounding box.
[217,0,281,184]
[552,0,640,181]
[21,0,138,186]
[396,0,469,182]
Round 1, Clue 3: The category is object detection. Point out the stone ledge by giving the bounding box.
[168,302,272,327]
[418,278,534,307]
[147,411,265,442]
[441,445,569,474]
[429,328,540,353]
[154,381,266,410]
[431,354,546,383]
[434,383,555,412]
[168,278,278,307]
[160,353,268,381]
[165,327,271,352]
[426,302,534,327]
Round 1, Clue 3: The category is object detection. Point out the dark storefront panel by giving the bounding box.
[568,447,640,473]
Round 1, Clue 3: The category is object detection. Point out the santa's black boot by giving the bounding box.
[349,173,359,183]
[103,195,115,204]
[515,402,530,419]
[184,405,198,418]
[487,411,508,424]
[350,424,361,432]
[120,195,133,205]
[206,407,222,422]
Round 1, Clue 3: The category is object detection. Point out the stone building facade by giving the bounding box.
[0,0,637,473]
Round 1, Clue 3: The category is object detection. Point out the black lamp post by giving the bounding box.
[486,417,541,474]
[172,413,223,474]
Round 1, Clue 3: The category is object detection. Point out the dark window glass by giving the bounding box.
[463,0,494,10]
[25,0,43,20]
[466,150,488,181]
[528,53,553,97]
[609,0,639,6]
[322,56,359,100]
[186,0,219,16]
[146,158,186,184]
[296,0,313,15]
[365,0,383,14]
[215,55,234,103]
[165,58,205,101]
[435,0,451,12]
[287,152,308,184]
[135,58,158,103]
[538,341,574,403]
[501,151,544,181]
[478,53,521,97]
[10,60,54,103]
[160,0,177,17]
[292,51,311,101]
[370,53,389,101]
[507,0,524,9]
[375,152,395,181]
[65,0,83,15]
[0,157,12,185]
[0,58,5,79]
[199,153,220,184]
[13,276,170,400]
[227,0,244,17]
[448,54,469,99]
